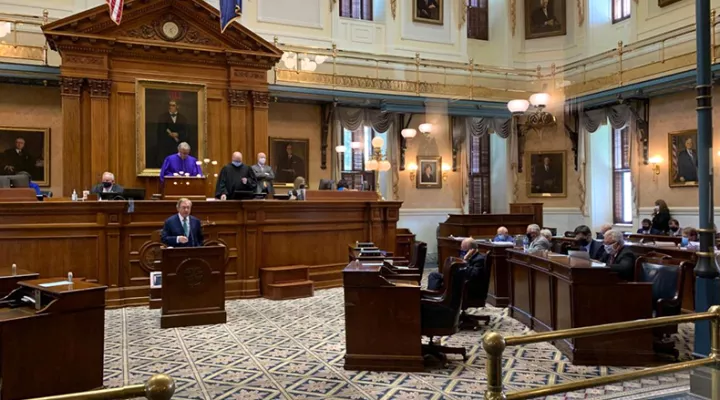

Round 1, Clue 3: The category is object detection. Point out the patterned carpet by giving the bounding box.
[103,287,695,400]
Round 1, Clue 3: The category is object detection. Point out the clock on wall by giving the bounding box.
[162,21,180,40]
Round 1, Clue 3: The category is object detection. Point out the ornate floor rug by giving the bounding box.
[103,287,693,400]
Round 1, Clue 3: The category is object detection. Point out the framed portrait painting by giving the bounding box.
[524,0,567,40]
[417,156,442,189]
[269,137,309,186]
[136,80,207,177]
[414,0,443,25]
[526,151,566,197]
[668,129,698,187]
[0,127,50,186]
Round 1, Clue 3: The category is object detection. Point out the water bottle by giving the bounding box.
[71,190,78,201]
[67,271,73,282]
[11,263,16,275]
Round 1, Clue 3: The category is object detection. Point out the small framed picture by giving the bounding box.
[414,0,444,25]
[150,271,162,289]
[417,156,442,189]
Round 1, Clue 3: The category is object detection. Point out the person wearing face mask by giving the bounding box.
[216,152,257,200]
[91,171,124,194]
[668,219,682,237]
[601,229,637,281]
[650,199,672,234]
[493,226,514,243]
[428,238,484,291]
[251,152,275,195]
[159,142,202,183]
[637,218,652,234]
[289,176,306,200]
[681,227,699,249]
[573,225,605,260]
[525,224,550,253]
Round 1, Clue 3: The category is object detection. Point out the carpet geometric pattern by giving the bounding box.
[103,288,693,400]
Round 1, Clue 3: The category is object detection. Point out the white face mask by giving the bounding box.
[654,206,660,212]
[259,157,266,165]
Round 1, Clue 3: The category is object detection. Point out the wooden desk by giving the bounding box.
[343,262,423,371]
[0,267,39,298]
[0,200,401,308]
[507,250,655,366]
[0,278,106,399]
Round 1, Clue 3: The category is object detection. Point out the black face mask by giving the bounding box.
[670,226,679,232]
[526,233,533,241]
[102,181,112,188]
[642,226,650,231]
[299,184,306,189]
[576,238,589,247]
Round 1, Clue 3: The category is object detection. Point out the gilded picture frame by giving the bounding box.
[0,126,50,186]
[413,0,444,25]
[526,151,567,198]
[658,0,682,7]
[417,156,442,189]
[524,0,567,40]
[269,137,309,187]
[135,80,207,177]
[668,129,698,188]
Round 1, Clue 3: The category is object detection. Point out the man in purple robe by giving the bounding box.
[159,142,202,183]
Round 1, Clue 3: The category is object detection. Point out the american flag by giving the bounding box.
[106,0,123,25]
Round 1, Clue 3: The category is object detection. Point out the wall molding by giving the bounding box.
[543,207,585,215]
[399,208,462,217]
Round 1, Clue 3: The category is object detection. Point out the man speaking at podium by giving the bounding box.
[161,198,204,247]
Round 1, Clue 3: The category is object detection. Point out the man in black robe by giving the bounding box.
[216,152,257,200]
[157,100,189,167]
[2,137,35,176]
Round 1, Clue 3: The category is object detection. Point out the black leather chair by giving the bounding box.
[459,250,491,330]
[408,241,427,276]
[421,257,468,362]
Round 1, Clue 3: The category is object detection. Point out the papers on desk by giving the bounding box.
[448,235,468,241]
[39,280,73,287]
[384,259,394,266]
[363,262,383,267]
[591,262,607,268]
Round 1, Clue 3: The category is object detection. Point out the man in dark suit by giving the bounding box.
[677,137,698,182]
[602,229,636,281]
[531,0,560,32]
[428,237,484,290]
[275,143,306,184]
[2,137,35,176]
[157,100,189,166]
[416,0,439,20]
[161,198,204,247]
[573,225,605,260]
[532,156,559,193]
[90,171,124,194]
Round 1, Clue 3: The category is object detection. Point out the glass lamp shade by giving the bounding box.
[507,99,530,114]
[442,164,451,172]
[366,159,379,171]
[401,128,417,138]
[335,145,346,153]
[418,123,432,134]
[529,92,550,107]
[648,156,663,164]
[0,22,11,38]
[315,55,327,64]
[283,57,297,69]
[371,136,384,148]
[407,163,418,171]
[350,141,362,149]
[379,160,391,171]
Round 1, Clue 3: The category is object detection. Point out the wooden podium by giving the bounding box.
[160,246,226,328]
[0,278,106,400]
[162,176,207,200]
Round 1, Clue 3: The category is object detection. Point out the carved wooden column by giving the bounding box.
[251,91,269,158]
[228,89,249,156]
[88,79,111,184]
[60,77,83,196]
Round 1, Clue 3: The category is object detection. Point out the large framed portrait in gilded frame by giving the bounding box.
[136,80,207,177]
[524,0,567,40]
[526,151,567,197]
[269,137,309,186]
[0,127,50,186]
[668,129,698,187]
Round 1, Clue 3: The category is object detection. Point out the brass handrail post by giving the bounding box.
[617,40,624,87]
[332,43,337,89]
[712,10,717,64]
[483,332,507,400]
[710,305,720,361]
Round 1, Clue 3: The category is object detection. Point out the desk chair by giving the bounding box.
[635,256,693,359]
[420,257,468,363]
[459,250,491,330]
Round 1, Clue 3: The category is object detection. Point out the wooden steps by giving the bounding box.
[261,265,314,300]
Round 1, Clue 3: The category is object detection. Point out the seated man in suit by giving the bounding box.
[668,218,682,237]
[90,171,124,194]
[602,229,636,281]
[637,218,652,234]
[573,224,605,260]
[525,224,550,253]
[161,198,204,247]
[427,237,483,290]
[493,226,514,243]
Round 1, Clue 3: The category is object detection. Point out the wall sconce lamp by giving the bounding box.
[648,155,662,181]
[408,163,418,182]
[418,123,433,137]
[442,163,451,181]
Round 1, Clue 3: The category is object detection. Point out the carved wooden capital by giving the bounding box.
[60,77,83,97]
[251,91,269,109]
[88,79,112,98]
[228,89,249,107]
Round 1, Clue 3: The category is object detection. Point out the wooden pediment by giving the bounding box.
[43,0,282,69]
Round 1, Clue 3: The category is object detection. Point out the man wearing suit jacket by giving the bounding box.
[90,171,124,194]
[251,152,275,195]
[602,229,636,281]
[161,198,204,247]
[526,224,551,253]
[573,225,605,260]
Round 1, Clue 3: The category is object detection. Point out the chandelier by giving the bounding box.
[507,93,556,130]
[280,52,327,72]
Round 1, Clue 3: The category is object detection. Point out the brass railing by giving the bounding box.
[26,374,175,400]
[482,306,720,400]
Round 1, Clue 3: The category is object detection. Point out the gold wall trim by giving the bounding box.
[0,44,44,62]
